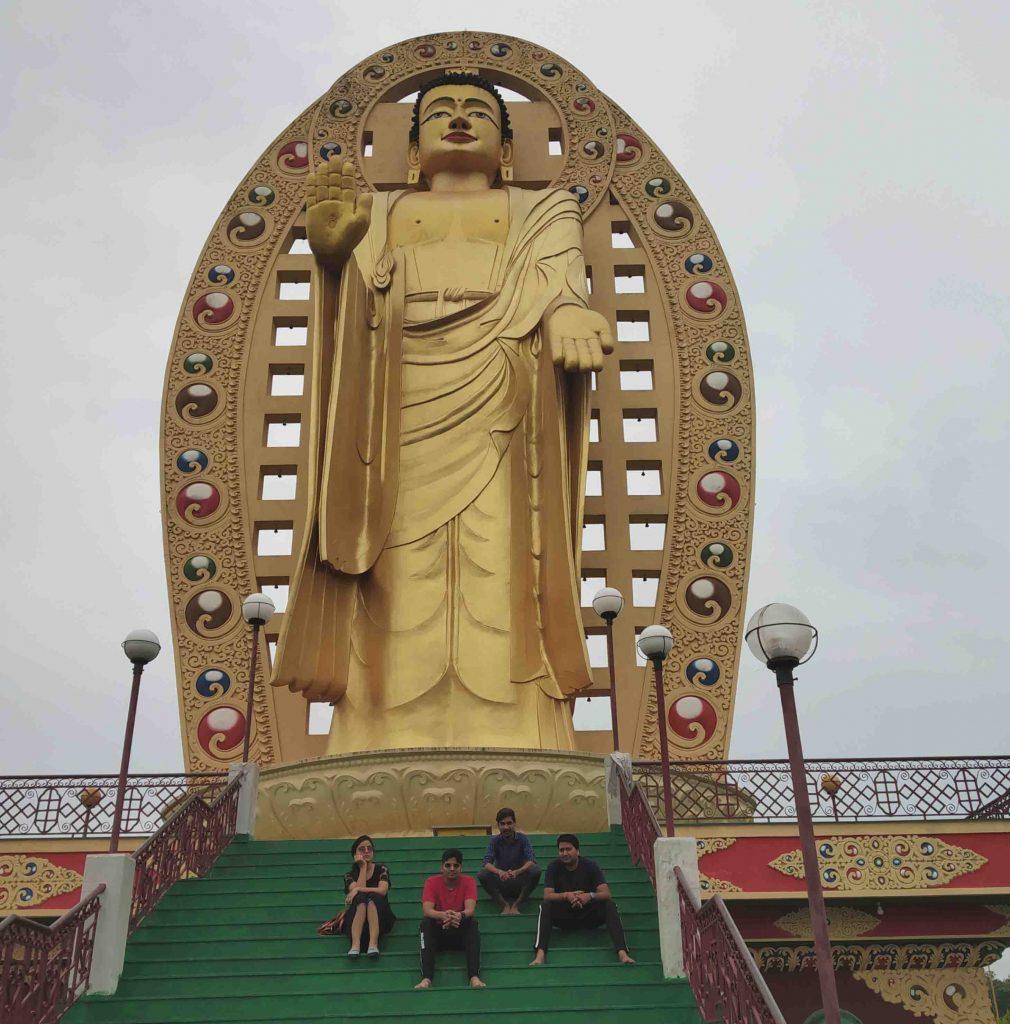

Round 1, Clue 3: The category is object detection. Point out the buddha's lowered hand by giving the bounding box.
[545,305,614,373]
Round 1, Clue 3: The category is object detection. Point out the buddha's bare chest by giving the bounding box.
[388,191,509,248]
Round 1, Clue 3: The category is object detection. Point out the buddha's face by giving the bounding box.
[413,84,511,183]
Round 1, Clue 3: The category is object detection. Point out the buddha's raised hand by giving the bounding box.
[305,158,373,270]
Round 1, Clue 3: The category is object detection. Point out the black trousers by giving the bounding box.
[478,865,541,904]
[533,899,628,953]
[419,916,480,980]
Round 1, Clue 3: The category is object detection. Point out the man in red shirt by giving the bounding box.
[415,848,485,990]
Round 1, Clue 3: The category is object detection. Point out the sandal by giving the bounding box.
[347,947,361,958]
[367,946,380,958]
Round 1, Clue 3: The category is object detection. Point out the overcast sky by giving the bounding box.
[1,1,1008,777]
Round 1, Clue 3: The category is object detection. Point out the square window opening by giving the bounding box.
[362,130,374,157]
[573,695,612,731]
[632,572,660,607]
[582,518,606,551]
[616,311,650,342]
[268,365,305,397]
[260,466,297,501]
[611,221,635,249]
[626,460,663,496]
[308,702,334,735]
[629,516,667,551]
[273,318,308,346]
[585,630,609,668]
[278,270,311,301]
[255,524,294,557]
[589,410,600,443]
[265,416,301,448]
[285,227,311,255]
[623,409,658,443]
[257,580,290,613]
[614,265,646,294]
[580,572,607,607]
[619,360,654,391]
[585,461,603,498]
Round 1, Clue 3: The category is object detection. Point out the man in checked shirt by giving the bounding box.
[477,807,541,915]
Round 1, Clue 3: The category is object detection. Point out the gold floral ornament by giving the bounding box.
[769,835,987,892]
[855,969,997,1024]
[774,905,880,939]
[0,855,83,912]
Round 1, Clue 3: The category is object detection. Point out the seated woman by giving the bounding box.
[320,835,396,957]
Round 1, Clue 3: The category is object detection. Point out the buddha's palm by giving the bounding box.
[305,158,373,269]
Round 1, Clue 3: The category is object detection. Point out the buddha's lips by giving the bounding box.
[443,131,476,142]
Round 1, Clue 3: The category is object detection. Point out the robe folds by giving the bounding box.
[271,186,595,753]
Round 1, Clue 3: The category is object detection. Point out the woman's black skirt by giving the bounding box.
[339,892,396,935]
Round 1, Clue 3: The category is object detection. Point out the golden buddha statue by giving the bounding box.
[271,72,613,754]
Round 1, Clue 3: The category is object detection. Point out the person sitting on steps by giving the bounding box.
[530,833,635,967]
[318,834,396,958]
[416,848,486,990]
[478,806,541,915]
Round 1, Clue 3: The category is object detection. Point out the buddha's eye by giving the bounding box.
[424,111,449,121]
[472,111,489,119]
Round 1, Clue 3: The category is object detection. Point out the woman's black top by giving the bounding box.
[343,862,391,894]
[340,862,396,935]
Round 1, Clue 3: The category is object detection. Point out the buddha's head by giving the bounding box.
[408,72,514,186]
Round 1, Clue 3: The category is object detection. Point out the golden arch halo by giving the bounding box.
[160,31,754,769]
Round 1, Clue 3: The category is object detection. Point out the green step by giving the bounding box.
[140,897,659,926]
[116,961,670,997]
[161,866,649,895]
[126,921,662,945]
[71,980,700,1022]
[121,949,662,978]
[65,828,704,1024]
[125,933,662,963]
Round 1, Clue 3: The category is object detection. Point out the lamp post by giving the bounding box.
[241,593,275,764]
[111,629,161,852]
[745,602,840,1024]
[636,624,676,837]
[592,587,624,751]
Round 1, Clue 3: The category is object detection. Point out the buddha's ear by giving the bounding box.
[407,141,421,185]
[500,140,514,182]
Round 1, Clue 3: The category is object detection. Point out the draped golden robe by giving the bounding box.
[272,187,594,753]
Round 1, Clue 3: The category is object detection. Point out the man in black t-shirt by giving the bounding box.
[530,833,635,966]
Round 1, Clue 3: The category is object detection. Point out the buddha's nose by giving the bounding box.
[449,113,471,129]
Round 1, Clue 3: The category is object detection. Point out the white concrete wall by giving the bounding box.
[604,752,632,826]
[81,853,136,995]
[653,836,700,979]
[230,763,259,837]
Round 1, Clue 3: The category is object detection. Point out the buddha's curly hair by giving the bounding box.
[409,72,513,143]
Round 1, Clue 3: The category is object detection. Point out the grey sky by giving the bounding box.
[1,1,1008,777]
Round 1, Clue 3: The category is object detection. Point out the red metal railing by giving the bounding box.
[0,773,228,840]
[129,768,243,932]
[0,885,105,1024]
[967,786,1010,821]
[634,755,1010,825]
[617,758,661,885]
[676,866,785,1024]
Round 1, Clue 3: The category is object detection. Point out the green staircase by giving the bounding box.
[67,828,703,1023]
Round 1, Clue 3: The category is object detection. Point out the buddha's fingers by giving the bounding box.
[598,324,615,355]
[575,337,593,373]
[563,337,579,372]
